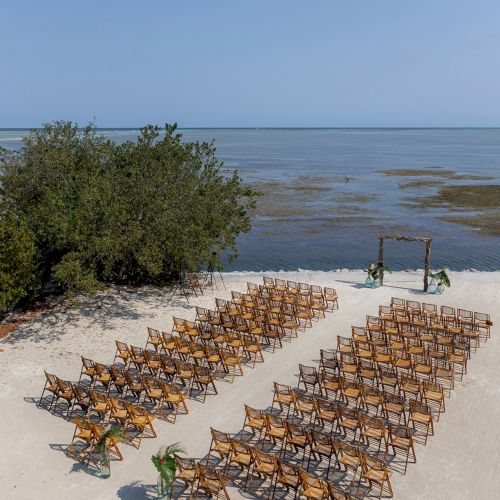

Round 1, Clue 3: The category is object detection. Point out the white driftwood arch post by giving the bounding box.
[378,235,432,291]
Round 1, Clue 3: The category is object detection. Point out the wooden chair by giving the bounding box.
[388,425,416,473]
[298,470,329,499]
[79,357,97,385]
[67,418,95,463]
[422,381,445,421]
[220,347,244,383]
[265,414,287,450]
[193,365,217,402]
[126,404,156,448]
[274,459,301,498]
[309,431,338,477]
[327,483,352,500]
[292,391,316,421]
[298,364,319,393]
[114,340,132,367]
[109,366,127,395]
[40,371,60,409]
[382,392,406,426]
[391,297,406,311]
[320,349,339,373]
[55,377,75,413]
[314,398,338,430]
[360,415,389,457]
[130,345,146,372]
[337,442,363,485]
[319,370,342,400]
[123,371,144,401]
[284,421,310,465]
[324,287,339,310]
[273,382,294,414]
[337,407,361,442]
[207,428,232,468]
[169,456,198,498]
[408,400,434,445]
[159,354,176,381]
[474,311,492,340]
[143,376,164,413]
[69,384,91,418]
[228,439,254,488]
[108,397,129,428]
[146,327,163,352]
[195,464,230,499]
[160,382,188,423]
[88,390,110,422]
[243,405,267,438]
[242,334,265,368]
[361,455,393,499]
[174,360,195,395]
[249,447,277,497]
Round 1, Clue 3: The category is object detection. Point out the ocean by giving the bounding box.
[1,128,500,272]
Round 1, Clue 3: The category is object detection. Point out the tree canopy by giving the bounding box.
[0,122,258,309]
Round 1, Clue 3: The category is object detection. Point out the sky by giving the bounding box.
[1,0,500,128]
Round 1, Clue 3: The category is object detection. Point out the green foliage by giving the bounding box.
[151,442,186,490]
[95,424,125,453]
[0,122,259,304]
[368,262,391,280]
[430,269,451,287]
[0,213,39,312]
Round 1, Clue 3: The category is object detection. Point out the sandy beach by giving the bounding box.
[0,270,499,500]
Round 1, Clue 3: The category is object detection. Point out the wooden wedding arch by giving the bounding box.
[378,235,432,291]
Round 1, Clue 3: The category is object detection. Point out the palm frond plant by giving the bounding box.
[95,424,125,478]
[429,269,451,287]
[152,442,186,498]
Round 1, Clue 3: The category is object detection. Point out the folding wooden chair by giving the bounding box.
[408,400,434,445]
[228,438,254,488]
[361,454,393,499]
[243,405,267,438]
[283,421,310,465]
[388,425,416,473]
[146,327,163,352]
[298,364,319,393]
[274,459,300,498]
[39,371,60,409]
[67,418,95,463]
[169,456,198,498]
[160,382,189,423]
[324,287,339,310]
[207,428,232,468]
[193,365,217,402]
[126,404,156,448]
[195,465,230,499]
[114,340,132,367]
[298,470,329,499]
[220,346,244,383]
[273,382,294,414]
[249,447,278,497]
[78,357,97,385]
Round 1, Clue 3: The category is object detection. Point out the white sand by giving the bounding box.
[0,270,499,500]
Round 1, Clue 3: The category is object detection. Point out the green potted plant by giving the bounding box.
[95,424,125,478]
[366,261,391,288]
[429,268,450,294]
[151,442,186,499]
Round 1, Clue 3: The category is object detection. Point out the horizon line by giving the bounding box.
[2,126,500,131]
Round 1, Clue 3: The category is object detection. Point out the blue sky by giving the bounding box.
[1,0,499,127]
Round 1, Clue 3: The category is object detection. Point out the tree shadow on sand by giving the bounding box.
[5,286,195,344]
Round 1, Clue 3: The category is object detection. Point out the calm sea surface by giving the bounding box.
[1,128,500,271]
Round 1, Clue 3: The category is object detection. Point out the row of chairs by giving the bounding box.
[387,298,492,334]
